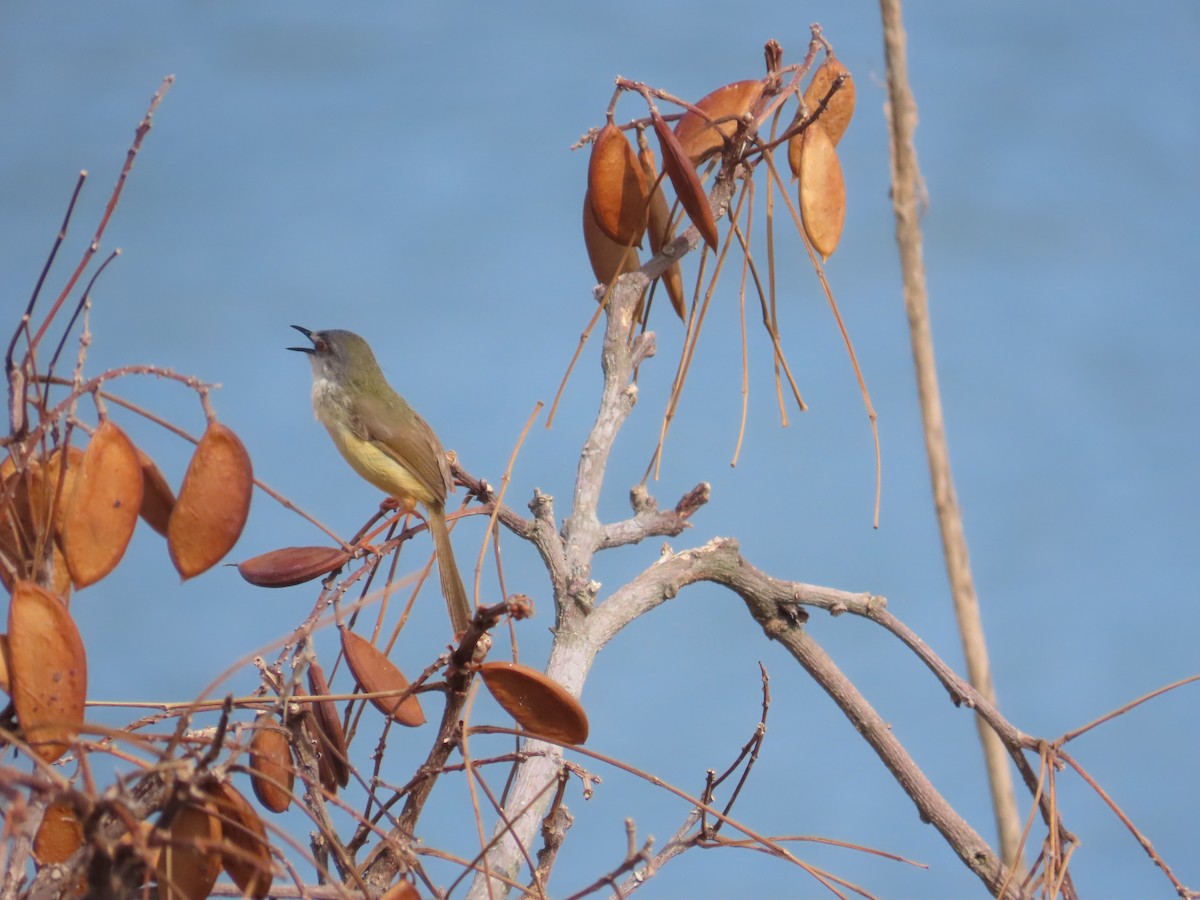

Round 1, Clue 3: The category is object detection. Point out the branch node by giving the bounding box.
[621,382,639,410]
[630,484,659,514]
[674,482,711,516]
[529,489,555,523]
[630,331,657,366]
[506,593,536,620]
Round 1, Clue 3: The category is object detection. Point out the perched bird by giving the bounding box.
[289,326,471,634]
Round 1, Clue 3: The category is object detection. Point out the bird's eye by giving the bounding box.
[314,339,328,352]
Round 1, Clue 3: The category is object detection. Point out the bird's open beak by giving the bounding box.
[288,324,315,353]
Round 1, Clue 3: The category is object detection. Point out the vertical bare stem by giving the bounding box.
[877,0,1025,868]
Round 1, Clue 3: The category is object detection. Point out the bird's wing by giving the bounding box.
[351,388,454,503]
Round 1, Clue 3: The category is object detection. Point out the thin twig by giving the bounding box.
[878,0,1023,865]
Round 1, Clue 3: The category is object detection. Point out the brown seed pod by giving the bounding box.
[0,527,17,592]
[797,121,846,261]
[208,781,273,899]
[786,119,805,182]
[313,733,341,793]
[307,661,350,788]
[586,122,650,247]
[803,56,856,147]
[673,79,766,164]
[47,447,82,529]
[7,580,87,762]
[168,422,253,580]
[341,629,425,727]
[0,457,72,595]
[238,546,351,588]
[135,446,176,538]
[249,716,295,814]
[28,446,83,540]
[652,112,719,252]
[49,540,72,604]
[582,189,641,287]
[60,422,143,589]
[0,465,38,589]
[155,798,223,900]
[638,141,686,321]
[479,661,589,745]
[0,633,10,695]
[381,881,423,900]
[33,800,84,865]
[0,540,71,603]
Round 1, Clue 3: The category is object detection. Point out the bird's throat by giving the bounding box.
[310,373,352,428]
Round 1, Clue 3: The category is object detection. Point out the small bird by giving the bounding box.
[289,326,471,635]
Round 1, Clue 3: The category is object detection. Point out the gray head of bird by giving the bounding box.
[288,325,386,391]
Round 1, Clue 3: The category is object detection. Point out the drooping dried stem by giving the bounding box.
[878,0,1025,869]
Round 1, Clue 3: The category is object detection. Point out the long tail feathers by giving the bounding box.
[428,504,471,635]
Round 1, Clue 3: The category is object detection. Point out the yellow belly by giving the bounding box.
[325,421,432,508]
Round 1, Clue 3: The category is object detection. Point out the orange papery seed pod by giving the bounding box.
[797,121,846,260]
[167,423,253,580]
[652,112,719,251]
[673,79,765,164]
[586,122,650,247]
[803,56,855,146]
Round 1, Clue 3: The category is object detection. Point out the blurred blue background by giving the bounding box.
[2,2,1197,898]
